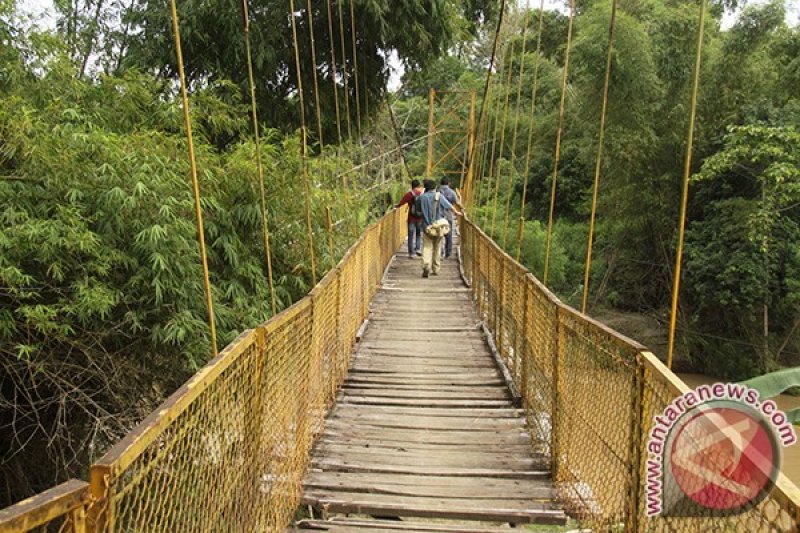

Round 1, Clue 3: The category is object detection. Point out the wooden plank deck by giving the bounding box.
[291,242,566,530]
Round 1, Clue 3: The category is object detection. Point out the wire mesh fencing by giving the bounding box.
[460,216,800,532]
[80,208,405,532]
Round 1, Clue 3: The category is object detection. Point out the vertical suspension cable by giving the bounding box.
[468,0,506,213]
[240,0,277,316]
[349,0,362,137]
[306,0,325,150]
[325,0,343,143]
[336,0,353,140]
[501,3,533,248]
[581,0,618,314]
[289,0,318,285]
[542,0,576,285]
[489,35,517,238]
[169,0,218,356]
[482,57,506,229]
[667,0,707,369]
[387,96,412,179]
[515,0,546,261]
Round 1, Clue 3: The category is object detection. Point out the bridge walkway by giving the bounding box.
[291,246,567,531]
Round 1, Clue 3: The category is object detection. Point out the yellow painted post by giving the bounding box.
[626,355,646,532]
[426,88,436,178]
[87,465,111,532]
[70,503,87,533]
[551,306,564,480]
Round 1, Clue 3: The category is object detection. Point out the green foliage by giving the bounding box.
[742,367,800,423]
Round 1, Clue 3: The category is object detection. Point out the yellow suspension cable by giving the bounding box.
[481,50,507,229]
[468,0,506,212]
[581,0,618,314]
[542,0,576,285]
[501,3,533,248]
[489,35,517,238]
[169,0,218,356]
[289,0,318,286]
[336,0,353,140]
[325,0,343,143]
[349,0,362,137]
[240,0,277,316]
[515,0,546,262]
[667,0,707,369]
[306,0,325,150]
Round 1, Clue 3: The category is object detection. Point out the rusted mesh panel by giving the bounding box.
[521,274,558,460]
[638,355,800,532]
[85,209,405,533]
[553,305,642,529]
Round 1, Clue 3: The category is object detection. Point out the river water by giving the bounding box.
[677,373,800,487]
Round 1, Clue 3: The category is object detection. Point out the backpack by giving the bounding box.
[410,192,425,219]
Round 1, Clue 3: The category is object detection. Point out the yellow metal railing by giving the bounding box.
[460,216,800,532]
[79,207,405,532]
[0,480,90,533]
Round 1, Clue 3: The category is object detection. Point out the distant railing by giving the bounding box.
[0,208,405,533]
[0,480,90,533]
[459,215,800,532]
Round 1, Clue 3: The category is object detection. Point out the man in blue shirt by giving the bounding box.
[438,177,461,258]
[417,179,460,277]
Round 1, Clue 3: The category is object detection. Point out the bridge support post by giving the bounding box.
[550,306,564,481]
[626,356,646,532]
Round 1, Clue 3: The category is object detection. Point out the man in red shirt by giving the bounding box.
[396,179,424,258]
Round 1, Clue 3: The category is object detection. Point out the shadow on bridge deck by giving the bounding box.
[291,244,567,531]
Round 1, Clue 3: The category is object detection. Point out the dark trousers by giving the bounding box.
[407,220,422,255]
[443,220,454,257]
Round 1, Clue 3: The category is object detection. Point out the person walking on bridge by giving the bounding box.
[396,179,424,259]
[438,177,461,259]
[418,179,460,278]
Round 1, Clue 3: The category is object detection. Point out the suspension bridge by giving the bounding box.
[2,0,800,531]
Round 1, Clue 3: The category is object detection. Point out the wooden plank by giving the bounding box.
[313,445,540,468]
[337,397,512,408]
[328,404,524,418]
[340,384,510,394]
[320,427,533,446]
[340,389,510,401]
[325,414,523,431]
[303,472,551,492]
[303,486,555,504]
[292,519,516,533]
[301,494,566,525]
[314,437,533,452]
[293,518,519,533]
[344,376,505,386]
[312,451,540,470]
[310,460,549,478]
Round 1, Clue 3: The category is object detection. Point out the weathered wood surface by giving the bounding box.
[292,245,565,530]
